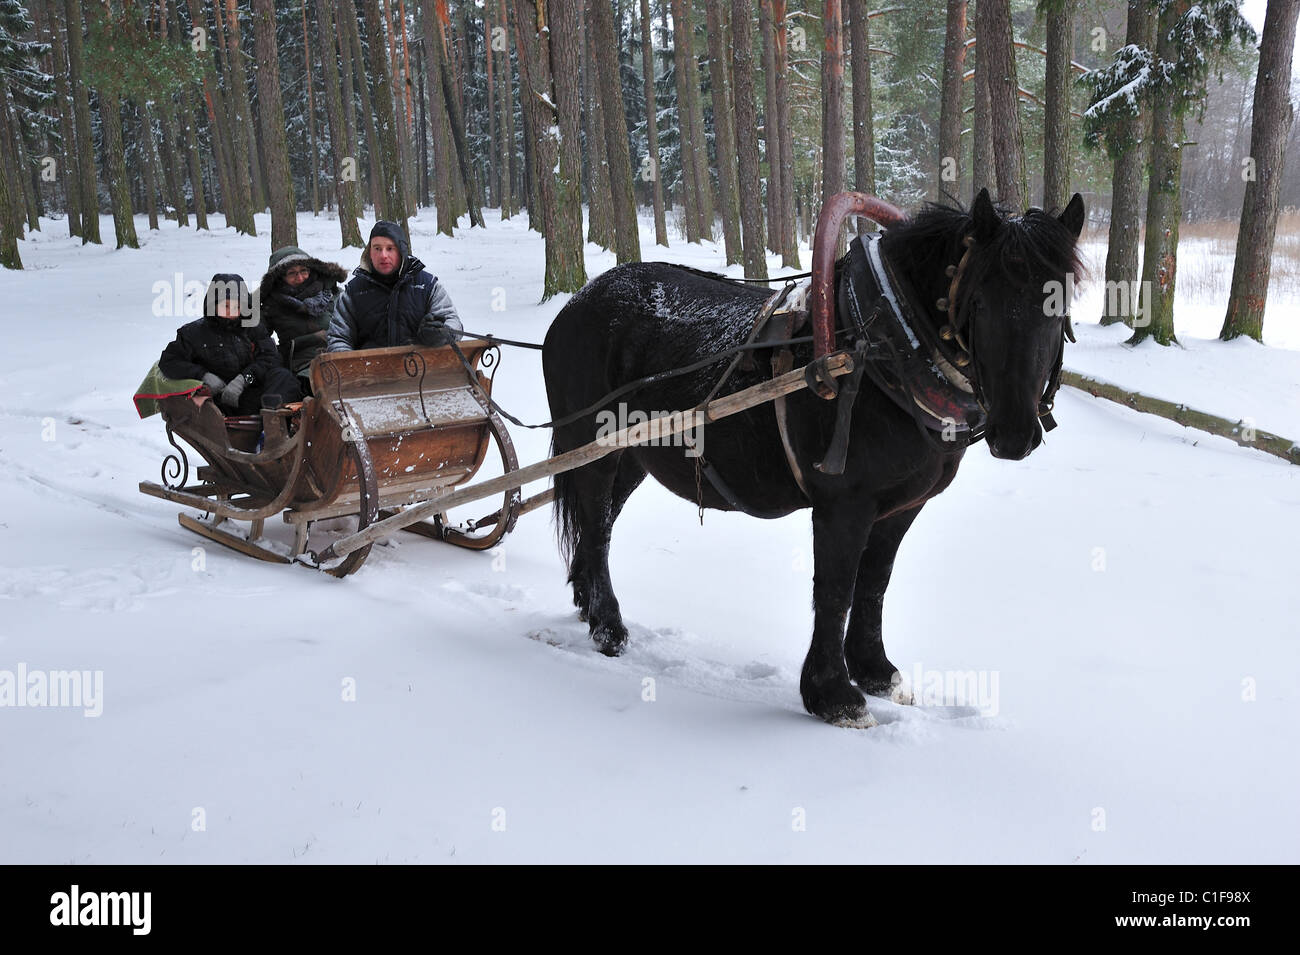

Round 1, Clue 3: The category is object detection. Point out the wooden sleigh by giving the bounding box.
[139,341,522,577]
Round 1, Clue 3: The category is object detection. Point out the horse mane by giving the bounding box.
[881,197,1084,292]
[663,262,746,285]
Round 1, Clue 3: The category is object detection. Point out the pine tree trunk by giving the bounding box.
[847,0,875,208]
[98,92,139,249]
[64,0,100,244]
[591,0,640,263]
[48,2,82,237]
[550,0,589,269]
[221,0,266,216]
[340,1,384,216]
[669,0,701,243]
[252,0,298,248]
[1133,0,1186,347]
[418,0,455,233]
[936,0,965,199]
[178,85,209,230]
[435,0,484,228]
[760,0,780,251]
[772,0,798,266]
[514,0,585,296]
[302,0,320,216]
[203,0,257,233]
[1042,0,1071,211]
[336,0,363,210]
[145,1,187,228]
[732,0,767,279]
[1220,0,1298,342]
[639,0,667,246]
[972,3,994,197]
[977,0,1025,208]
[0,146,20,268]
[485,9,497,209]
[498,0,516,218]
[384,0,414,216]
[137,108,161,230]
[820,0,845,255]
[682,0,713,239]
[415,38,428,207]
[705,0,743,264]
[514,1,539,232]
[583,0,615,250]
[0,81,38,233]
[316,0,363,245]
[196,16,243,232]
[361,0,411,233]
[198,77,237,229]
[156,97,189,227]
[1101,0,1152,326]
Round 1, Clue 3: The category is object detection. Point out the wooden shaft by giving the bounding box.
[317,353,855,560]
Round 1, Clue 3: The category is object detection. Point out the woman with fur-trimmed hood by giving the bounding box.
[258,246,349,390]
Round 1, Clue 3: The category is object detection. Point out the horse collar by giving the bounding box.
[846,234,987,439]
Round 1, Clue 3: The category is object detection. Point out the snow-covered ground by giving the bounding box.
[0,209,1296,863]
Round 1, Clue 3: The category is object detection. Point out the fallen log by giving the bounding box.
[1062,370,1300,467]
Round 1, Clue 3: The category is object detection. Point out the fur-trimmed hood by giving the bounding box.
[258,253,349,301]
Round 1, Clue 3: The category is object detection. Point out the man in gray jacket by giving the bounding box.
[327,221,463,352]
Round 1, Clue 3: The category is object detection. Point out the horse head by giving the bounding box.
[945,188,1085,460]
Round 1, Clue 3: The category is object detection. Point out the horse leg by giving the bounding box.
[570,452,646,655]
[844,505,925,703]
[801,504,878,727]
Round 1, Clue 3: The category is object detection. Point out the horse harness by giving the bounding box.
[695,232,1072,515]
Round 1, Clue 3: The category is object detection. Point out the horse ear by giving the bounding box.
[971,187,999,243]
[1059,193,1085,240]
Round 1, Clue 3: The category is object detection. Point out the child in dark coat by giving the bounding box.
[159,274,302,414]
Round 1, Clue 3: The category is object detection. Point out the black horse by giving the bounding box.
[542,189,1085,727]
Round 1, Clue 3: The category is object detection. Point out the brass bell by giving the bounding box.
[954,354,971,367]
[936,297,950,311]
[945,265,957,277]
[940,325,955,341]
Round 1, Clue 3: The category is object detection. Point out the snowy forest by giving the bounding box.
[1,0,1298,867]
[0,1,1296,331]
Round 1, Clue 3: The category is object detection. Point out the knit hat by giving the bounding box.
[268,246,311,271]
[204,273,252,321]
[361,220,411,279]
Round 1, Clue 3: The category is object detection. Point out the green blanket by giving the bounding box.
[133,362,202,419]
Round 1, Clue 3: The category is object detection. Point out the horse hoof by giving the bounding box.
[591,623,628,657]
[855,669,913,705]
[831,708,879,729]
[888,679,914,705]
[802,678,874,728]
[870,673,915,705]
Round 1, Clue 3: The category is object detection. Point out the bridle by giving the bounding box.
[934,233,1073,433]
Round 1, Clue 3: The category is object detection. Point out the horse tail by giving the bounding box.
[550,436,582,572]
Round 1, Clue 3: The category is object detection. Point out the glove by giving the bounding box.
[422,321,456,348]
[220,373,249,409]
[201,373,227,395]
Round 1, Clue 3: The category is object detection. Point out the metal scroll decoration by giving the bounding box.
[403,350,431,424]
[161,425,190,490]
[319,357,345,417]
[481,343,502,390]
